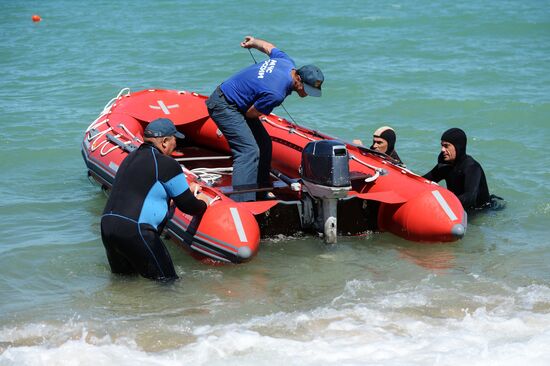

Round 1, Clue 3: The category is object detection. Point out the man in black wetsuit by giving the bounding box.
[423,128,503,211]
[101,118,209,281]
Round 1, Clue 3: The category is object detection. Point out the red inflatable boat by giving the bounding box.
[82,88,467,263]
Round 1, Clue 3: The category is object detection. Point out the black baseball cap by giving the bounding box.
[297,65,324,97]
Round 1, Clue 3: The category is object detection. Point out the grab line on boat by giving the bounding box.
[261,116,316,142]
[191,167,233,185]
[85,88,130,134]
[90,127,112,151]
[349,155,386,181]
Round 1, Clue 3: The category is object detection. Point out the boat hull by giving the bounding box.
[82,88,466,263]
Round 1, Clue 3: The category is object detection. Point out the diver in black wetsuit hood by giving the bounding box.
[423,128,504,211]
[353,126,405,167]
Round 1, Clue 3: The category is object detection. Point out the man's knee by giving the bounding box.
[235,144,260,163]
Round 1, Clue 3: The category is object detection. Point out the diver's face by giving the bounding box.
[441,141,456,162]
[371,137,388,153]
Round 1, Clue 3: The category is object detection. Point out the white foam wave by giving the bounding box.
[2,303,549,366]
[2,281,550,366]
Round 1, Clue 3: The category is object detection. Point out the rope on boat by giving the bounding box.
[190,167,233,185]
[89,127,113,151]
[86,117,108,134]
[260,117,316,142]
[89,123,140,156]
[364,171,379,183]
[85,88,131,134]
[100,87,130,116]
[349,155,386,182]
[117,123,143,144]
[100,135,126,156]
[100,138,119,156]
[186,167,222,205]
[84,87,140,157]
[207,195,221,205]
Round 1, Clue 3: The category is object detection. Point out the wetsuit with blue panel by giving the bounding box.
[101,142,207,281]
[205,48,296,202]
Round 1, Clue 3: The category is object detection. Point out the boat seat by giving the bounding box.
[174,155,231,162]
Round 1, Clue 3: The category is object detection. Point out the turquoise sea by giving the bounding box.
[1,1,549,365]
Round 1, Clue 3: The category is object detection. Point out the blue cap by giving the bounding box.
[144,118,185,139]
[297,65,324,97]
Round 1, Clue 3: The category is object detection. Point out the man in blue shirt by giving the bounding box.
[206,35,324,202]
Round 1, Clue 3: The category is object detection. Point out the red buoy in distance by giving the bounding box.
[32,15,41,22]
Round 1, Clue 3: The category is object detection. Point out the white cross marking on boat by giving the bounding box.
[149,100,179,115]
[431,190,458,221]
[230,207,248,243]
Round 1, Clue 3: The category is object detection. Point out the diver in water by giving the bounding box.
[423,127,505,211]
[101,118,210,281]
[354,126,405,167]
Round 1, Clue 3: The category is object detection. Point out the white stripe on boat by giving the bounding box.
[432,190,458,221]
[230,207,248,243]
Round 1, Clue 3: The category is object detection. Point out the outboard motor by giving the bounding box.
[300,140,351,243]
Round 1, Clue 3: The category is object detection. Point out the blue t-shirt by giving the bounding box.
[220,48,295,115]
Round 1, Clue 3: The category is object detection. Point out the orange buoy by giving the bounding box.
[32,14,41,22]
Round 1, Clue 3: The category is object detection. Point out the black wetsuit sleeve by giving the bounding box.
[172,189,208,216]
[423,164,442,182]
[458,162,482,209]
[390,150,405,167]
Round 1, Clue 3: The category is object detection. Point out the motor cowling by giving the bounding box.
[300,140,351,244]
[301,140,350,187]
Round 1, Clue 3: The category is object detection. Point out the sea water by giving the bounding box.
[1,1,549,365]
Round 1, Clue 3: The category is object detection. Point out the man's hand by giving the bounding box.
[245,105,263,119]
[240,35,255,48]
[189,182,212,206]
[189,182,201,195]
[240,35,275,55]
[196,192,212,206]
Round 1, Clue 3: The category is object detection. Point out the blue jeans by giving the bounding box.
[205,86,272,202]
